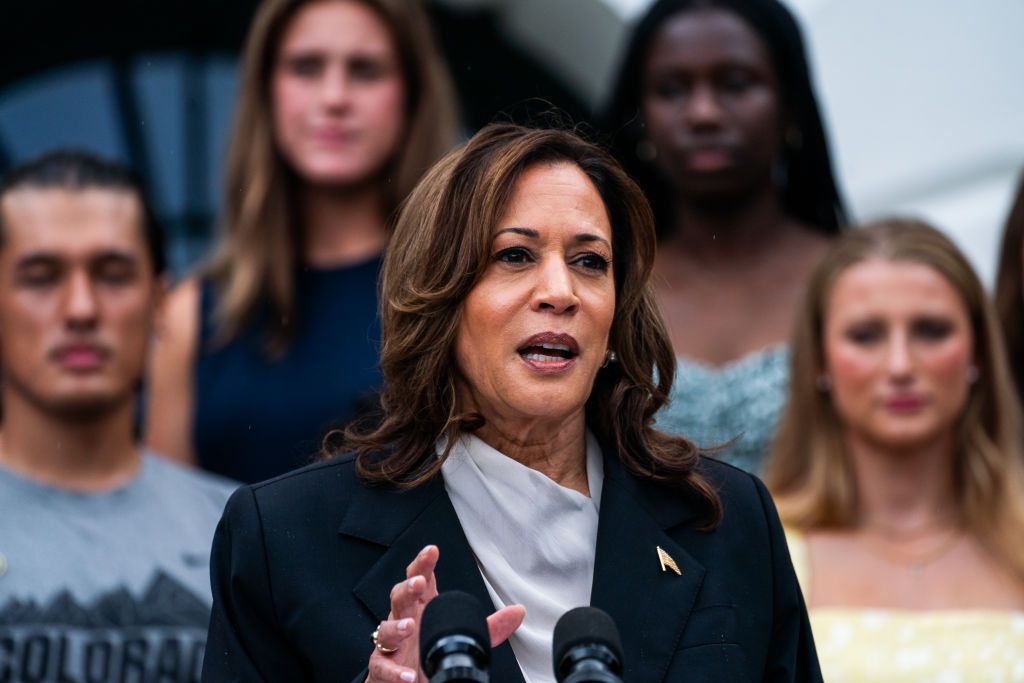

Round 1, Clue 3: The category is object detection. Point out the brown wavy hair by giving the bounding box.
[341,123,721,528]
[765,218,1024,579]
[205,0,458,349]
[994,173,1024,401]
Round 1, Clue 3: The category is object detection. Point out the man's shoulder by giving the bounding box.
[142,452,239,506]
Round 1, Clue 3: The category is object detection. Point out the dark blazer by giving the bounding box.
[202,446,821,682]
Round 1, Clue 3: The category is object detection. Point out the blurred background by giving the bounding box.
[2,0,1021,282]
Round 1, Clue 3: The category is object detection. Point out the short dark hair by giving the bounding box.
[0,150,166,275]
[604,0,848,237]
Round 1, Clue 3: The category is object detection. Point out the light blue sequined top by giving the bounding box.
[655,345,790,474]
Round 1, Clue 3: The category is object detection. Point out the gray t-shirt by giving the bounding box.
[0,453,236,682]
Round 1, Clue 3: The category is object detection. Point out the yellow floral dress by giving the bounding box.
[785,528,1024,682]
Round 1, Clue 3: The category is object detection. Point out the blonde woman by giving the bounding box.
[765,219,1024,681]
[146,0,458,482]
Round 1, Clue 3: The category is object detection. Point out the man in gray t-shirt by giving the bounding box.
[0,152,236,682]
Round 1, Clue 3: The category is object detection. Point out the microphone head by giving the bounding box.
[420,590,491,675]
[553,607,623,678]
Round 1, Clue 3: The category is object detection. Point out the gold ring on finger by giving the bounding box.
[371,626,398,654]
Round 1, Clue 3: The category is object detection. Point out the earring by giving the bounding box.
[635,139,657,162]
[602,350,617,368]
[966,365,980,384]
[816,373,832,392]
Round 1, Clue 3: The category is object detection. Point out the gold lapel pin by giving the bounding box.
[657,546,681,575]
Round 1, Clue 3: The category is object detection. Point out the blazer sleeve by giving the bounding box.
[202,486,313,682]
[753,476,824,683]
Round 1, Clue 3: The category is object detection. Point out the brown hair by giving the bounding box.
[765,218,1024,578]
[994,173,1024,401]
[340,123,721,528]
[206,0,458,348]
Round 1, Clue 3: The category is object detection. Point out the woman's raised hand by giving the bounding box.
[366,545,525,683]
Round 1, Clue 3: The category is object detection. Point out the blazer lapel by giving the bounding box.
[338,475,526,683]
[590,450,706,683]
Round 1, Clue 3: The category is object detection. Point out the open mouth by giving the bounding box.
[518,342,578,363]
[516,332,579,368]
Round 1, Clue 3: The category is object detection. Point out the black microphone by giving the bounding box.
[420,590,491,683]
[552,607,624,683]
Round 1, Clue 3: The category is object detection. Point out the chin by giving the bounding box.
[868,424,949,451]
[40,392,129,420]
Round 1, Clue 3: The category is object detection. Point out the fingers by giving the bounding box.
[367,652,418,683]
[389,546,439,620]
[487,604,526,648]
[405,544,439,595]
[374,617,415,652]
[389,573,432,620]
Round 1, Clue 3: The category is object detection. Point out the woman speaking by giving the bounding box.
[202,125,820,682]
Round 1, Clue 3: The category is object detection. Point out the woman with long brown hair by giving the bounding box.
[202,124,820,682]
[145,0,458,482]
[765,219,1024,680]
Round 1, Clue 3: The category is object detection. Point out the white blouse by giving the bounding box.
[440,431,604,683]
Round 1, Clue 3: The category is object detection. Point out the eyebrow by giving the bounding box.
[494,227,612,250]
[14,250,140,268]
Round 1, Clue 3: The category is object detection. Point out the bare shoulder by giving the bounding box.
[164,276,201,339]
[145,276,203,464]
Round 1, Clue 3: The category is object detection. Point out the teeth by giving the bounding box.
[537,343,571,352]
[524,353,565,362]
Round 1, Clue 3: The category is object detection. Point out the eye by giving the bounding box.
[845,324,884,345]
[94,261,136,285]
[717,68,755,93]
[349,57,388,81]
[913,318,954,341]
[494,247,533,266]
[285,55,324,77]
[17,264,60,287]
[650,78,688,101]
[573,252,611,273]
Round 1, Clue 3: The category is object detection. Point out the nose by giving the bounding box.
[321,65,352,110]
[530,257,579,315]
[683,83,723,129]
[64,270,99,331]
[885,330,914,383]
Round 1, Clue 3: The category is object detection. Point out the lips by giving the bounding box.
[883,395,926,411]
[312,128,359,145]
[681,142,736,172]
[51,343,109,370]
[517,332,579,372]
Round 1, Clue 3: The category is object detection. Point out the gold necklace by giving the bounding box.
[860,524,963,575]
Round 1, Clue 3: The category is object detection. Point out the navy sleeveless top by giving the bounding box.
[194,256,382,483]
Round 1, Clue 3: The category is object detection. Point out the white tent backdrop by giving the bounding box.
[434,0,1024,284]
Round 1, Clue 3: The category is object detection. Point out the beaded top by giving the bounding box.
[655,345,790,474]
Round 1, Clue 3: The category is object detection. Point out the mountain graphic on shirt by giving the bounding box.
[0,570,209,628]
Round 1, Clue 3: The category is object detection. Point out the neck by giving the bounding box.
[300,182,388,268]
[0,390,140,492]
[472,412,590,497]
[665,186,797,268]
[846,430,960,534]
